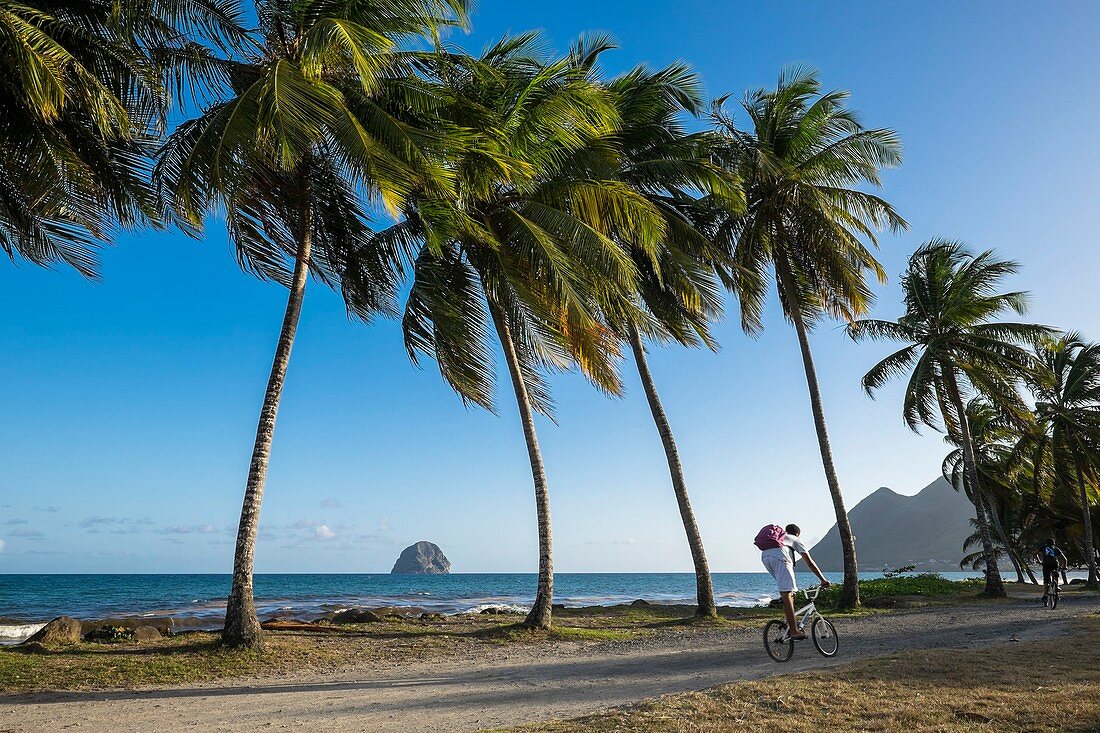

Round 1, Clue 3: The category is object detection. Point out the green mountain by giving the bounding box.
[808,477,974,572]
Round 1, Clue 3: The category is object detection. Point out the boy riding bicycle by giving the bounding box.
[1036,538,1067,603]
[756,523,830,640]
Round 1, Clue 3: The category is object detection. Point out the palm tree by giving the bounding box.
[943,397,1036,583]
[1020,334,1100,587]
[848,240,1054,597]
[0,0,244,275]
[595,63,743,617]
[155,0,468,648]
[709,67,906,609]
[366,34,664,629]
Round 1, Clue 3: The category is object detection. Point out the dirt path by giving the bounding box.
[3,594,1096,733]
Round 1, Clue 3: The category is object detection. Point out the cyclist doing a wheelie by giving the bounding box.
[755,523,830,640]
[1036,538,1067,604]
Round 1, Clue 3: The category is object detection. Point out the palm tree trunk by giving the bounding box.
[775,263,859,608]
[488,303,554,629]
[1072,452,1099,588]
[627,324,717,618]
[941,367,1005,597]
[985,495,1026,584]
[223,196,314,649]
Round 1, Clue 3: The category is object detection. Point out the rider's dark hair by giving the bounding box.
[785,524,801,536]
[1047,537,1056,547]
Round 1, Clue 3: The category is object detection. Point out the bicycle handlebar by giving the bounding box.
[803,586,823,600]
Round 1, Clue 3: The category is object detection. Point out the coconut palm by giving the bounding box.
[593,63,743,617]
[362,34,665,629]
[1019,334,1100,587]
[155,0,468,648]
[848,240,1054,597]
[709,67,906,608]
[943,397,1036,583]
[0,0,245,276]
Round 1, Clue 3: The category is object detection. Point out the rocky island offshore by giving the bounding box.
[390,541,451,574]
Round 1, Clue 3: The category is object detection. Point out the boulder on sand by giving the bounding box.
[390,541,450,574]
[133,626,163,642]
[21,616,82,646]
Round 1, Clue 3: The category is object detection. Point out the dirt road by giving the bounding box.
[3,594,1095,733]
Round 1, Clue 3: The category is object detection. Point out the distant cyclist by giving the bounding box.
[1035,538,1067,603]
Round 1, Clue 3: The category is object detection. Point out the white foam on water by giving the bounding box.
[461,603,529,615]
[0,622,47,643]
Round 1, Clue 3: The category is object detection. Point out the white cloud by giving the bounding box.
[314,524,336,540]
[0,538,5,553]
[157,523,218,535]
[321,498,343,509]
[378,517,393,532]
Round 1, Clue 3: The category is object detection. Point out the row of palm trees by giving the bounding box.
[10,1,1089,654]
[851,242,1100,596]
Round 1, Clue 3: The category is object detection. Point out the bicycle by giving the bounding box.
[1043,574,1060,609]
[763,586,839,662]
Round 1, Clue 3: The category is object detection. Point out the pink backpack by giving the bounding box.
[754,524,787,551]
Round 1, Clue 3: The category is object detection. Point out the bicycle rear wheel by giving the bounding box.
[763,620,794,662]
[1050,586,1059,609]
[811,616,839,657]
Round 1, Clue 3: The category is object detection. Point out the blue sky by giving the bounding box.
[1,2,1098,574]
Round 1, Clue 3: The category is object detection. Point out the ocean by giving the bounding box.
[0,571,979,642]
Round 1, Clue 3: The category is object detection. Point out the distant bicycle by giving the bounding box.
[763,586,838,662]
[1044,577,1060,609]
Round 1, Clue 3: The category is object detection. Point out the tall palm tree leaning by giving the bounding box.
[848,240,1055,597]
[359,34,664,629]
[709,67,906,609]
[596,63,745,617]
[1022,334,1100,587]
[0,0,244,275]
[156,0,468,648]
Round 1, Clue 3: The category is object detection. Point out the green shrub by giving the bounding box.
[813,573,982,609]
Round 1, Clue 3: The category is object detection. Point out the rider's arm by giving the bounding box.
[1058,549,1069,568]
[800,552,830,586]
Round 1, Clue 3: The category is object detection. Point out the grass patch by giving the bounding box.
[476,623,646,644]
[814,573,985,609]
[502,615,1100,733]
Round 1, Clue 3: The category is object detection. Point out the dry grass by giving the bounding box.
[506,615,1100,733]
[0,607,713,693]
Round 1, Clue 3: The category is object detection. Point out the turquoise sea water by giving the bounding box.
[0,571,982,640]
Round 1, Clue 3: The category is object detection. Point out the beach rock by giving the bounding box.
[391,541,451,574]
[479,607,510,615]
[84,625,135,642]
[332,608,384,624]
[80,617,175,637]
[419,612,444,621]
[21,616,81,646]
[133,626,163,642]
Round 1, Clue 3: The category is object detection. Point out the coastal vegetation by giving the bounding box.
[2,0,1099,650]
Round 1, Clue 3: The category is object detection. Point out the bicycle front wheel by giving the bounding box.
[763,620,794,662]
[811,616,839,657]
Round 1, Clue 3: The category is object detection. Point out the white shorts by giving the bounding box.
[762,549,797,593]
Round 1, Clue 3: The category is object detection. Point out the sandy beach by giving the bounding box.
[3,592,1097,733]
